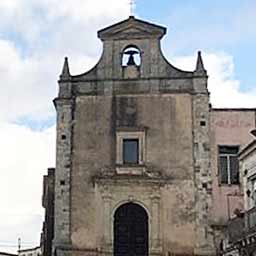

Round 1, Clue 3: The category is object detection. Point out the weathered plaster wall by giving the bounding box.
[210,109,256,223]
[71,94,196,255]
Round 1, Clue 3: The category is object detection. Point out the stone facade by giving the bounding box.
[42,168,55,256]
[52,16,217,256]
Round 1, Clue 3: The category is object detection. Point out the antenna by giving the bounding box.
[18,238,21,253]
[129,0,136,16]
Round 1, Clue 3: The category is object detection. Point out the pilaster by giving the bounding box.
[192,77,216,255]
[52,97,73,256]
[150,193,161,252]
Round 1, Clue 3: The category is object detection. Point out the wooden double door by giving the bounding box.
[114,202,148,256]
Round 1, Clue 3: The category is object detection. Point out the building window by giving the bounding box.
[116,129,145,166]
[218,145,239,185]
[123,138,139,164]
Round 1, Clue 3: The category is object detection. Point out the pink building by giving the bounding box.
[210,108,256,246]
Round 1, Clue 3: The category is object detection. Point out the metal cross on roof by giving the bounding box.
[129,0,136,16]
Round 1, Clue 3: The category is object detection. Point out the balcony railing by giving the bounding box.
[227,206,256,243]
[246,206,256,232]
[227,214,245,242]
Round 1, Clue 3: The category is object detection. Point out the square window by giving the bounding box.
[123,139,139,164]
[218,145,239,185]
[116,129,145,166]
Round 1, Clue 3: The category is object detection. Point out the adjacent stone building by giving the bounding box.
[41,168,55,256]
[52,16,215,256]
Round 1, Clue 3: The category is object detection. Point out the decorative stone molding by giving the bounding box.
[95,178,163,256]
[116,128,146,165]
[150,193,161,252]
[115,165,146,175]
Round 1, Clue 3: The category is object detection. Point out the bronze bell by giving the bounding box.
[125,50,139,66]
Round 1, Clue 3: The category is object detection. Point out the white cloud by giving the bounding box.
[0,39,99,123]
[42,0,130,22]
[0,0,130,123]
[0,0,130,48]
[0,123,55,252]
[0,214,44,252]
[0,0,130,252]
[172,51,256,108]
[0,39,55,122]
[0,124,55,214]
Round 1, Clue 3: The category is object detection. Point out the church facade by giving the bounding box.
[51,16,256,256]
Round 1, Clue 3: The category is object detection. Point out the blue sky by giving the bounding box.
[136,0,256,91]
[0,0,255,253]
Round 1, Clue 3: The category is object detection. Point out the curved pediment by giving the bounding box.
[98,16,166,40]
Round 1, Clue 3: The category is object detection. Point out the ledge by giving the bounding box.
[93,165,173,186]
[116,164,145,175]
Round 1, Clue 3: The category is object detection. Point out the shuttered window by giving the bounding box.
[218,146,239,185]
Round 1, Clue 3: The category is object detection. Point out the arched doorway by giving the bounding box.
[114,202,148,256]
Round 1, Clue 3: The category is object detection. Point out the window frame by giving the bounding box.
[116,129,145,166]
[218,145,240,185]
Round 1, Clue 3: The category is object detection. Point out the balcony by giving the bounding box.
[227,206,256,243]
[247,206,256,233]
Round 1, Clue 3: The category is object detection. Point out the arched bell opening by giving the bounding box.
[121,45,141,67]
[114,202,148,256]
